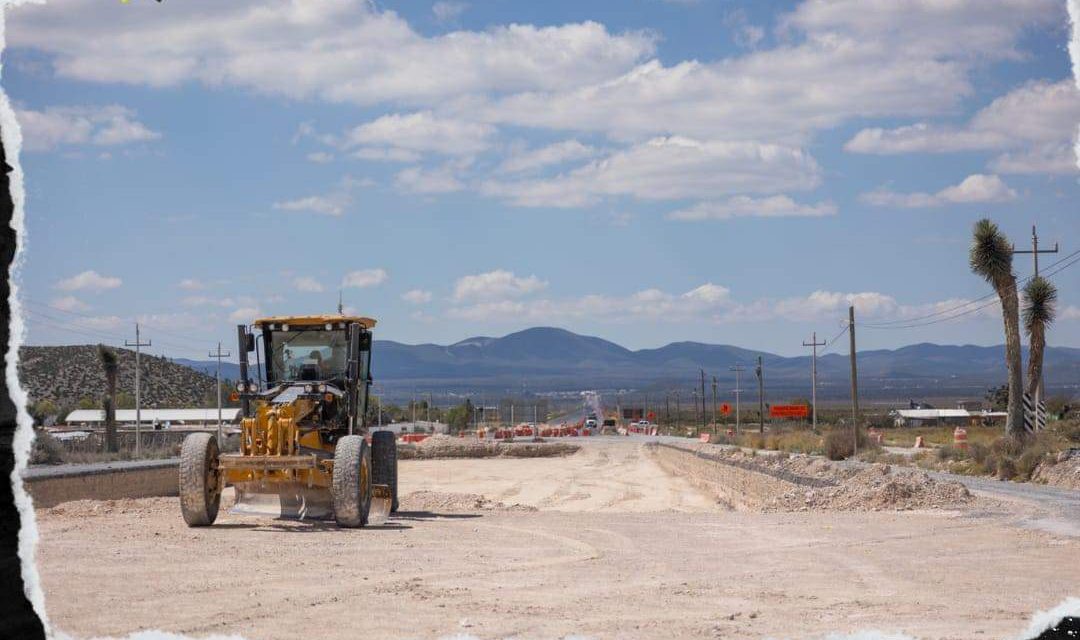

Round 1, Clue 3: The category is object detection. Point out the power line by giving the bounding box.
[862,248,1080,331]
[862,246,1080,328]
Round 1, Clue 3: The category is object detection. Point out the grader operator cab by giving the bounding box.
[178,315,397,528]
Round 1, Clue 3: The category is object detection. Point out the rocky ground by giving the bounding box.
[30,437,1080,640]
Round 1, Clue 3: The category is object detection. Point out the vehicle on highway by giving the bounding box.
[178,314,395,529]
[585,418,598,429]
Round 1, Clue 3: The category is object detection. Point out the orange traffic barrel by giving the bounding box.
[953,427,968,450]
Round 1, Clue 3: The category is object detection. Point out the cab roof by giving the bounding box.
[253,315,376,329]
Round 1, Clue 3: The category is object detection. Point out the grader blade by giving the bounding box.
[231,480,334,520]
[370,484,392,524]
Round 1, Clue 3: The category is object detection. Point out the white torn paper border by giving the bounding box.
[1,1,51,638]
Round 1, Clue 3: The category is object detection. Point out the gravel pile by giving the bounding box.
[398,490,537,512]
[1031,450,1080,490]
[764,463,973,512]
[660,444,973,512]
[398,435,579,460]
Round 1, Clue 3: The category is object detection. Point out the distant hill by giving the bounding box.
[18,346,218,411]
[170,327,1080,400]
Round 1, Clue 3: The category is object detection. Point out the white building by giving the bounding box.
[64,408,241,428]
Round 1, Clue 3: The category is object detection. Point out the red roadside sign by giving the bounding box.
[647,411,656,421]
[769,404,810,419]
[720,403,732,416]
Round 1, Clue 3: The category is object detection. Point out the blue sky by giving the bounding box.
[5,0,1080,358]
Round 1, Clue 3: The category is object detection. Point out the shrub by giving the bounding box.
[996,456,1017,480]
[824,427,875,460]
[30,430,65,465]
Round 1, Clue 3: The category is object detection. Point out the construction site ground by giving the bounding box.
[33,437,1080,640]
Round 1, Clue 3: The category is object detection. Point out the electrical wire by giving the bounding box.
[862,246,1080,328]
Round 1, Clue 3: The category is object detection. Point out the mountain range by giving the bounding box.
[173,327,1080,401]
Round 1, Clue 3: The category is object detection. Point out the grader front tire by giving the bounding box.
[332,435,372,528]
[179,433,221,527]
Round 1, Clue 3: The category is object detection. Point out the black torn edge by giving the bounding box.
[0,78,47,640]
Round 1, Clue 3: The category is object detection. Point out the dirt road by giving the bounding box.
[33,439,1079,639]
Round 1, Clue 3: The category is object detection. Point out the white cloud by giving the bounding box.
[467,1,1058,145]
[55,270,121,292]
[229,307,262,323]
[395,164,466,194]
[16,104,160,152]
[346,111,493,158]
[482,137,822,208]
[342,268,388,288]
[497,140,598,174]
[49,296,89,312]
[351,147,422,163]
[273,195,346,216]
[667,195,837,221]
[1061,306,1080,321]
[78,315,125,331]
[177,278,204,290]
[432,1,468,23]
[860,174,1017,208]
[293,276,325,293]
[273,176,371,216]
[846,80,1080,174]
[306,151,334,164]
[401,289,433,304]
[447,282,731,322]
[453,270,547,302]
[8,2,655,105]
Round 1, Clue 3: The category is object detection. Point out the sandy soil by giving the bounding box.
[33,439,1080,639]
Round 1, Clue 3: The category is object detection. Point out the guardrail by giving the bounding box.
[22,458,180,508]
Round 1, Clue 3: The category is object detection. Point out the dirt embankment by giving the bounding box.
[397,434,579,459]
[1032,451,1080,490]
[650,442,973,512]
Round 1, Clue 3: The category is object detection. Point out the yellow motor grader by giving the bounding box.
[179,315,397,528]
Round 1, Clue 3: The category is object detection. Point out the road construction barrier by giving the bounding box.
[401,433,430,443]
[477,429,487,439]
[914,435,925,448]
[726,429,734,437]
[953,427,968,450]
[699,433,710,443]
[867,428,884,444]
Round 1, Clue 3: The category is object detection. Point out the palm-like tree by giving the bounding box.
[1022,276,1057,404]
[969,219,1025,439]
[98,344,119,452]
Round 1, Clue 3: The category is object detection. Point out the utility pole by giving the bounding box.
[802,332,826,431]
[675,391,681,432]
[730,364,745,435]
[755,356,765,433]
[691,390,699,430]
[711,376,718,432]
[207,342,231,446]
[849,306,860,456]
[700,369,707,430]
[1014,224,1059,426]
[125,323,151,458]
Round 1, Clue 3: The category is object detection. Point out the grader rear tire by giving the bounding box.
[179,433,221,527]
[332,435,372,528]
[371,430,399,513]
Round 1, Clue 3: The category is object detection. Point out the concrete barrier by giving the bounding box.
[21,459,180,508]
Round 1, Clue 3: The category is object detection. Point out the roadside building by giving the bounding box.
[63,408,242,429]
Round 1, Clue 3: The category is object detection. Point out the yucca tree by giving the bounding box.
[98,344,119,452]
[1022,276,1057,404]
[969,219,1025,439]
